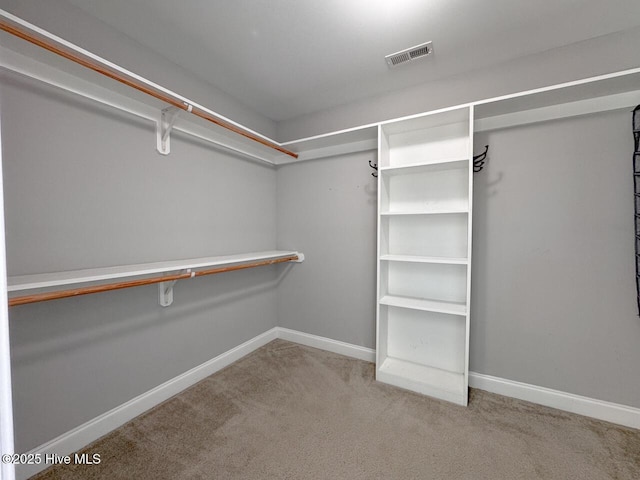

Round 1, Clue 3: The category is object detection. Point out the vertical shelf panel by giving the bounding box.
[464,106,475,404]
[378,123,391,168]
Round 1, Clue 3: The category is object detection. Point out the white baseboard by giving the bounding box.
[17,328,279,480]
[18,328,640,479]
[469,372,640,430]
[275,327,376,362]
[17,328,373,479]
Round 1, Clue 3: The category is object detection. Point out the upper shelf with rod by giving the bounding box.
[2,9,640,166]
[281,69,640,164]
[0,9,298,165]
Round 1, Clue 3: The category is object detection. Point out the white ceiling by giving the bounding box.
[63,0,640,122]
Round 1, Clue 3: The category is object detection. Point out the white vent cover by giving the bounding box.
[385,41,433,68]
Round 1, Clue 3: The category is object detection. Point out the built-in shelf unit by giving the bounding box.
[376,107,473,406]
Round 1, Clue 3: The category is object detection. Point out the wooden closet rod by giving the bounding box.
[0,20,298,159]
[8,255,299,307]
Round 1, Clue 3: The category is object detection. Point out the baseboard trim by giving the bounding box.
[18,329,640,479]
[469,372,640,430]
[17,328,279,480]
[275,327,376,362]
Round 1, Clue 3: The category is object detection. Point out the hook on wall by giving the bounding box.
[473,145,489,172]
[369,160,378,177]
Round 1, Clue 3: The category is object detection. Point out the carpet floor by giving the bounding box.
[32,339,640,479]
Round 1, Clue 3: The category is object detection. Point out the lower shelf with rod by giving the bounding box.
[8,250,305,307]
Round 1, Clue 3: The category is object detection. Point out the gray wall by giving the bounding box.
[472,110,640,408]
[277,151,378,348]
[1,72,279,452]
[277,26,640,142]
[276,109,640,409]
[0,0,277,138]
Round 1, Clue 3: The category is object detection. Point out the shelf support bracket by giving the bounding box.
[158,269,192,307]
[156,105,191,155]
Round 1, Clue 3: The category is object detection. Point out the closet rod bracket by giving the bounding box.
[158,269,194,307]
[157,104,191,155]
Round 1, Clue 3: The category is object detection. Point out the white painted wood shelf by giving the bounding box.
[380,295,466,316]
[380,209,469,216]
[379,158,469,174]
[8,250,303,292]
[380,254,468,265]
[380,255,469,265]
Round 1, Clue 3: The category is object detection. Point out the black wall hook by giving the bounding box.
[473,145,489,172]
[369,160,378,177]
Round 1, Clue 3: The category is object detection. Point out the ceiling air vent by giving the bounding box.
[385,41,433,68]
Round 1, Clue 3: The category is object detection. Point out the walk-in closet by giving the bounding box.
[0,1,639,479]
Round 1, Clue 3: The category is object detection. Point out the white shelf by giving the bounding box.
[380,295,466,316]
[379,158,469,175]
[377,357,465,405]
[279,124,378,163]
[474,70,640,121]
[380,254,468,265]
[8,250,302,292]
[380,208,468,216]
[380,107,471,135]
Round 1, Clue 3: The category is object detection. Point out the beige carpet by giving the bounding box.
[32,339,639,479]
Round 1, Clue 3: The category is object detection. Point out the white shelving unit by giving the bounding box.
[376,106,473,406]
